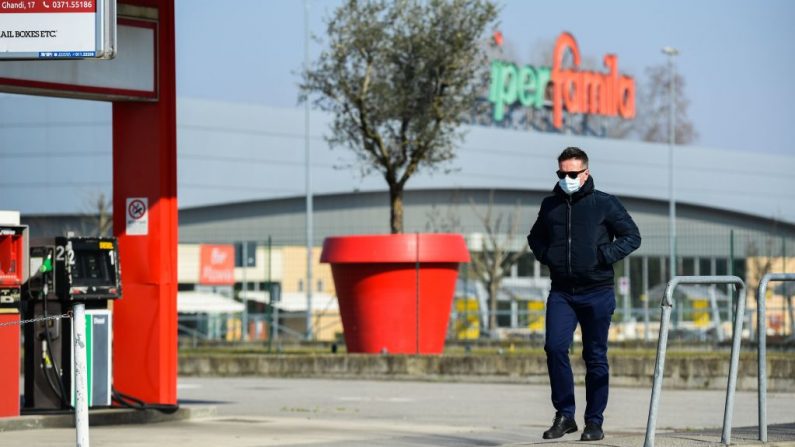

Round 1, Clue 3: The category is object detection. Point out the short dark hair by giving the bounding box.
[558,146,589,167]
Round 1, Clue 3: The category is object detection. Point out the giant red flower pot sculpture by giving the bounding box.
[320,233,470,354]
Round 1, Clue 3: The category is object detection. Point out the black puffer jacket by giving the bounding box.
[527,176,641,293]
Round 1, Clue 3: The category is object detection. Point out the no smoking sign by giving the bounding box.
[126,197,148,236]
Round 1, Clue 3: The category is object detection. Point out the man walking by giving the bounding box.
[528,147,641,441]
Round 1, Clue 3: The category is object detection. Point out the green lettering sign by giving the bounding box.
[488,61,552,122]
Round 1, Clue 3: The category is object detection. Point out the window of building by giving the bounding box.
[629,257,644,305]
[682,257,696,276]
[516,252,534,277]
[540,263,550,278]
[298,279,304,292]
[699,258,713,276]
[234,282,255,292]
[648,257,663,289]
[714,258,730,296]
[732,259,746,282]
[716,258,728,275]
[267,282,282,303]
[496,301,511,328]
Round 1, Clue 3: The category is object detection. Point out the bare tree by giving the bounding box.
[633,64,698,145]
[424,192,463,233]
[92,192,113,236]
[468,191,528,336]
[747,240,775,286]
[79,191,113,237]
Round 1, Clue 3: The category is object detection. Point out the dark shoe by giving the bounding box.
[580,422,604,441]
[542,414,578,439]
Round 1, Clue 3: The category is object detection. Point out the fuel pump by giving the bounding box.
[22,236,121,411]
[0,219,28,417]
[0,225,27,312]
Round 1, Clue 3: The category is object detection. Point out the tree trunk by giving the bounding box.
[489,280,499,338]
[389,184,404,234]
[98,211,112,236]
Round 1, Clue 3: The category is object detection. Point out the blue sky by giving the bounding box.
[175,0,795,155]
[1,0,793,215]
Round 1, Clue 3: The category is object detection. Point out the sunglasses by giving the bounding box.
[556,169,587,179]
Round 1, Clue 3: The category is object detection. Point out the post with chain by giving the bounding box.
[73,303,90,447]
[0,311,72,328]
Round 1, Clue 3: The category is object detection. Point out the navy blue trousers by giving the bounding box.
[544,287,616,425]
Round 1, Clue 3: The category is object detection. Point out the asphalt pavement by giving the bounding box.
[0,377,793,446]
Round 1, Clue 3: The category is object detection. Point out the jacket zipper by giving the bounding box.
[566,197,572,276]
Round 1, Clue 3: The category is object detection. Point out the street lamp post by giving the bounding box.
[304,0,314,340]
[662,46,678,280]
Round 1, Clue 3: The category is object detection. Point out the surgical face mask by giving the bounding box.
[559,176,581,195]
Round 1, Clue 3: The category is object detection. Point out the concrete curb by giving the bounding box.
[178,353,795,391]
[0,405,217,432]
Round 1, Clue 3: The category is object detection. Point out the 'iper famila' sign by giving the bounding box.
[488,32,635,129]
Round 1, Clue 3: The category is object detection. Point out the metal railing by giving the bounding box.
[756,272,795,443]
[178,312,314,344]
[644,276,746,447]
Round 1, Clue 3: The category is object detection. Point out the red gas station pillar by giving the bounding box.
[0,318,20,416]
[112,0,178,404]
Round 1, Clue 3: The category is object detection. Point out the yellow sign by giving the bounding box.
[454,297,480,340]
[99,241,113,250]
[528,301,545,332]
[692,299,710,328]
[226,317,242,341]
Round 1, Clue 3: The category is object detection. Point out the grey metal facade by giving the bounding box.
[178,188,795,259]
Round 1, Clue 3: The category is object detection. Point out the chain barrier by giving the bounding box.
[0,311,73,327]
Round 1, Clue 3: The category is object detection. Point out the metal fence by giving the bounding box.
[176,228,795,347]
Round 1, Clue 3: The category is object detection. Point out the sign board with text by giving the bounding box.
[125,197,147,236]
[0,19,155,100]
[488,32,635,130]
[199,245,235,286]
[0,0,115,59]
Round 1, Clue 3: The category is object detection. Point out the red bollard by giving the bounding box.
[0,315,20,417]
